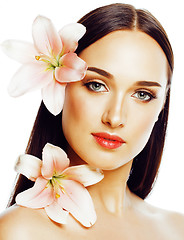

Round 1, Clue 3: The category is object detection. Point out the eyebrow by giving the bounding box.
[87,67,114,79]
[87,67,162,87]
[133,81,162,87]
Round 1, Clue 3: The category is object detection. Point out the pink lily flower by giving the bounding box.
[15,143,104,227]
[1,16,87,115]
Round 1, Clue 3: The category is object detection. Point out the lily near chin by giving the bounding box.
[14,143,104,227]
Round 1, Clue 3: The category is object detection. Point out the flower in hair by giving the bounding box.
[15,143,104,227]
[1,16,87,115]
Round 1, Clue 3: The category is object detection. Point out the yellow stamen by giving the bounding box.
[35,56,40,61]
[55,193,60,199]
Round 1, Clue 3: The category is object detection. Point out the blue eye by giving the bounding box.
[132,91,155,102]
[85,81,107,92]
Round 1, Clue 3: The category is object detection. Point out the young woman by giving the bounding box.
[0,3,184,239]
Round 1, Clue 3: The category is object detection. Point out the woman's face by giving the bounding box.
[62,30,168,170]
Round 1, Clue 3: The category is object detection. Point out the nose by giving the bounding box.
[101,94,127,128]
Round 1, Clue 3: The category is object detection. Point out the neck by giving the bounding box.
[66,145,134,216]
[87,160,133,216]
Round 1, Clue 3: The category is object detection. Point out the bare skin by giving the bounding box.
[1,31,184,239]
[0,161,184,239]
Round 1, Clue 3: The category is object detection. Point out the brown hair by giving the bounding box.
[8,3,173,206]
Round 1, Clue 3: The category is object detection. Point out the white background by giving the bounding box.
[0,0,184,213]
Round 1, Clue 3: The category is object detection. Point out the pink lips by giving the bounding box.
[91,132,125,149]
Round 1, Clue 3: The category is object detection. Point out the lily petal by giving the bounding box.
[63,165,104,187]
[1,40,37,64]
[15,154,42,181]
[42,80,66,115]
[42,143,69,179]
[8,62,52,97]
[58,180,96,227]
[45,201,69,224]
[32,15,62,57]
[59,23,86,53]
[55,53,87,82]
[16,177,54,208]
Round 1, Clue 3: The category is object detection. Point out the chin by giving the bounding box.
[86,158,132,171]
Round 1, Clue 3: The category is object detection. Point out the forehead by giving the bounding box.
[79,30,167,85]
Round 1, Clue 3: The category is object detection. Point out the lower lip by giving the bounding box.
[92,135,124,149]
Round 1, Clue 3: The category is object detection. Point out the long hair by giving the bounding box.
[8,3,174,206]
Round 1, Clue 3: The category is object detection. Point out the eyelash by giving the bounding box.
[83,81,157,102]
[132,90,157,102]
[84,81,108,92]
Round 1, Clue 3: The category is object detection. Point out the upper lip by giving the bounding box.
[91,132,125,143]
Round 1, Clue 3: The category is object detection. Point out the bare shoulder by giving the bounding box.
[0,205,51,240]
[0,205,29,239]
[164,210,184,233]
[144,201,184,237]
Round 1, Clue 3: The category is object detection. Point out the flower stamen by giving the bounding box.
[35,55,41,60]
[35,54,59,68]
[55,193,60,199]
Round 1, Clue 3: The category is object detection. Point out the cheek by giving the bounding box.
[62,84,91,133]
[63,87,84,124]
[129,104,162,151]
[62,84,100,140]
[137,114,156,138]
